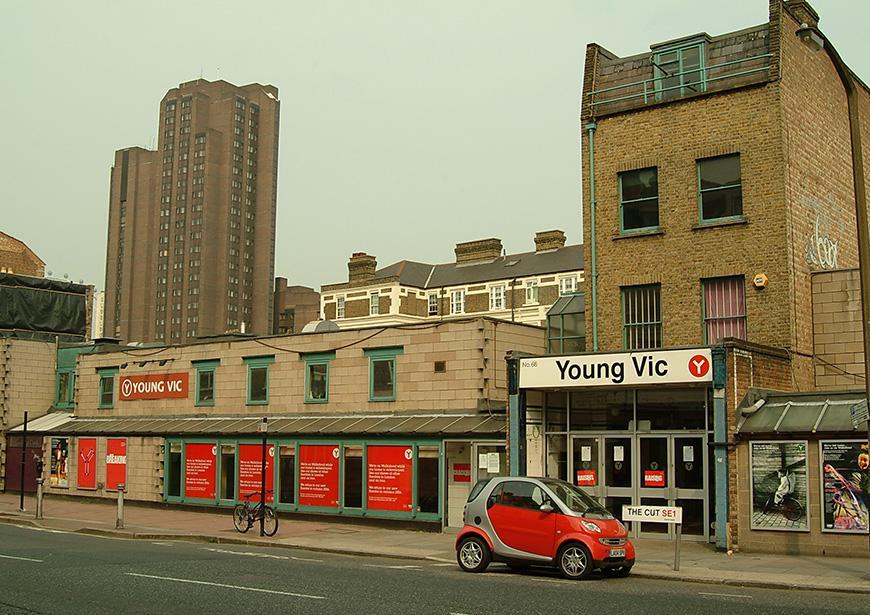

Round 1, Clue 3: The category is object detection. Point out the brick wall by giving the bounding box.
[811,269,865,389]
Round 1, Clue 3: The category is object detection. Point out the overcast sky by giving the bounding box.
[2,1,867,291]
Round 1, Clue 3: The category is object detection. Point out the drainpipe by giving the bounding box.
[586,120,599,351]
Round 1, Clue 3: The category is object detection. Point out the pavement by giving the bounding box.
[1,492,868,595]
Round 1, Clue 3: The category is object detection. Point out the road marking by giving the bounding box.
[22,527,71,535]
[290,555,323,563]
[698,592,753,599]
[124,573,325,600]
[151,542,174,546]
[202,547,289,560]
[431,563,455,567]
[0,554,43,562]
[362,564,422,570]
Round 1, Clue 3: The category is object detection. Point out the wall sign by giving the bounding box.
[77,438,97,490]
[106,438,127,491]
[238,443,275,503]
[119,373,189,401]
[366,446,413,512]
[519,349,712,389]
[622,505,682,524]
[298,445,339,507]
[184,443,217,500]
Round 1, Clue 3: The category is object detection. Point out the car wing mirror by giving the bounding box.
[539,503,554,514]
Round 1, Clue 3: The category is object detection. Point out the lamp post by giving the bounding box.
[796,23,869,547]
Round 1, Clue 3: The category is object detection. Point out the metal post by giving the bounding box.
[674,523,682,572]
[36,478,44,520]
[19,411,28,512]
[116,483,125,529]
[259,417,268,537]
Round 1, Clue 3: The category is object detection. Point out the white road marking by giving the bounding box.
[151,542,174,546]
[21,527,71,535]
[426,556,455,563]
[202,547,289,560]
[0,554,43,562]
[290,555,323,563]
[362,564,422,570]
[698,592,753,599]
[124,573,325,600]
[431,563,456,567]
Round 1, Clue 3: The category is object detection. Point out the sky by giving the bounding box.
[2,1,867,291]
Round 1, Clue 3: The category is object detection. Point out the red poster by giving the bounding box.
[576,469,597,487]
[77,438,97,490]
[238,443,275,503]
[298,445,339,508]
[367,446,413,512]
[184,443,216,500]
[453,463,471,483]
[106,438,127,491]
[119,372,189,401]
[643,470,666,487]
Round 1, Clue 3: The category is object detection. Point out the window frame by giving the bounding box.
[618,167,660,234]
[244,355,275,405]
[525,280,539,304]
[653,42,706,100]
[303,351,335,404]
[336,296,345,319]
[97,367,119,409]
[193,359,219,407]
[621,284,663,350]
[450,290,465,315]
[702,276,747,344]
[697,153,743,224]
[558,277,577,296]
[489,285,505,311]
[427,293,439,316]
[365,347,404,402]
[55,368,75,409]
[369,291,379,316]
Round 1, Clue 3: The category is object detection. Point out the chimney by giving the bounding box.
[534,230,566,253]
[784,1,819,27]
[454,238,503,264]
[348,252,377,283]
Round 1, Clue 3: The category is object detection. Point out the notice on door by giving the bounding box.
[184,443,216,500]
[299,445,339,508]
[77,438,97,490]
[613,446,625,462]
[576,469,597,487]
[581,446,592,462]
[644,470,666,487]
[105,438,127,491]
[682,446,694,463]
[453,463,471,483]
[238,443,274,503]
[367,446,413,512]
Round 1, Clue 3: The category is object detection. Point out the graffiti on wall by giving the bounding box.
[804,214,840,271]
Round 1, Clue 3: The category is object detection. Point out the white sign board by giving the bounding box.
[622,504,683,524]
[519,349,713,389]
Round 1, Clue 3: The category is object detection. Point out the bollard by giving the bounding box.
[673,523,682,572]
[35,478,44,520]
[116,483,125,529]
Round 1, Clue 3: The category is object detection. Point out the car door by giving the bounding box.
[486,480,556,557]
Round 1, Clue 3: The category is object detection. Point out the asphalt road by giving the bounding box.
[0,524,866,615]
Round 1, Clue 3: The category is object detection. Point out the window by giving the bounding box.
[698,154,742,222]
[493,480,552,511]
[244,355,274,404]
[55,369,74,408]
[559,277,577,296]
[489,285,505,311]
[703,276,746,343]
[194,360,218,406]
[547,292,586,353]
[365,347,403,401]
[654,43,705,100]
[369,291,379,316]
[428,293,439,316]
[450,290,465,315]
[622,284,662,349]
[525,280,539,304]
[619,168,659,232]
[336,296,345,319]
[97,367,118,408]
[303,352,334,403]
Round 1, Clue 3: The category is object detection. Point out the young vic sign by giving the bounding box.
[518,349,712,389]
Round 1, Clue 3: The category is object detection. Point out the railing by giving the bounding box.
[589,53,773,112]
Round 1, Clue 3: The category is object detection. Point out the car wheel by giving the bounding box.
[604,565,632,578]
[557,543,593,580]
[456,536,491,573]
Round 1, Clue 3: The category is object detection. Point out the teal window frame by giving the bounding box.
[97,367,118,409]
[618,167,660,234]
[621,284,662,350]
[303,351,335,404]
[55,368,75,409]
[244,355,275,405]
[653,42,706,101]
[193,359,219,407]
[365,347,404,402]
[697,153,743,224]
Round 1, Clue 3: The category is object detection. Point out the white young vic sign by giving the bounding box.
[518,348,712,389]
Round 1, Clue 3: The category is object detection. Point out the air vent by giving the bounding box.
[434,361,446,373]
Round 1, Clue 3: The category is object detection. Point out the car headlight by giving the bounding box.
[581,520,601,533]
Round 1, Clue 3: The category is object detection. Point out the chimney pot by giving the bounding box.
[348,252,377,283]
[534,230,566,252]
[454,238,503,264]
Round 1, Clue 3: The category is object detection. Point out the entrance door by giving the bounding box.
[601,437,634,531]
[638,436,670,537]
[673,436,706,538]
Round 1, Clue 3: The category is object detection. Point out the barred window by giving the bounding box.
[622,284,662,349]
[703,276,746,343]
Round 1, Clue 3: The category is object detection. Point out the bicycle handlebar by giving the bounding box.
[242,490,274,500]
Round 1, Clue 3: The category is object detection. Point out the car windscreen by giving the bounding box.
[541,479,613,517]
[467,479,490,503]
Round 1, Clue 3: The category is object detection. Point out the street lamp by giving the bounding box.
[795,22,869,544]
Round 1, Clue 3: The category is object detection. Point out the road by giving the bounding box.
[0,524,866,615]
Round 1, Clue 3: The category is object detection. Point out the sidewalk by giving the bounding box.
[1,493,868,594]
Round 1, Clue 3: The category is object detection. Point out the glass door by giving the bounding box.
[571,437,601,499]
[638,436,670,537]
[673,436,707,539]
[602,437,633,530]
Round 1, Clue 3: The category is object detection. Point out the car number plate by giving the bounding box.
[609,548,626,558]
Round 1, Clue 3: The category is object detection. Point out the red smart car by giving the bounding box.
[455,476,635,579]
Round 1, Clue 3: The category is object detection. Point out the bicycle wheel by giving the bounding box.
[233,504,250,533]
[782,498,803,522]
[262,506,278,537]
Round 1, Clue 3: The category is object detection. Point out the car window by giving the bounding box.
[467,479,490,503]
[497,481,549,511]
[541,478,612,517]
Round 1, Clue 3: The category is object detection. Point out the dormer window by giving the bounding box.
[653,39,706,101]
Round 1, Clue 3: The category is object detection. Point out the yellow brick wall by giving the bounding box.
[811,269,865,389]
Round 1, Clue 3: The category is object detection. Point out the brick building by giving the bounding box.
[103,79,280,345]
[0,231,44,277]
[273,278,320,334]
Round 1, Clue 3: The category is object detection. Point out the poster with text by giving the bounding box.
[820,440,869,534]
[184,443,217,500]
[367,446,413,512]
[105,438,127,491]
[77,438,97,490]
[50,437,69,488]
[298,445,339,508]
[238,443,275,503]
[749,441,809,531]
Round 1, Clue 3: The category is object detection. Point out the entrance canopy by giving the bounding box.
[735,389,867,435]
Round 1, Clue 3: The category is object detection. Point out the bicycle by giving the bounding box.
[761,472,804,522]
[232,490,278,536]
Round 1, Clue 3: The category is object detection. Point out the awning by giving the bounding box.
[735,389,867,435]
[9,412,74,432]
[17,412,507,438]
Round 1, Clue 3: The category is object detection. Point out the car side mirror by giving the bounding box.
[539,503,554,514]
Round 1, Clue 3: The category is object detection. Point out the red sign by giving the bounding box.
[106,438,127,491]
[687,354,710,379]
[119,373,189,401]
[77,438,97,490]
[453,463,471,483]
[184,443,216,500]
[367,446,413,512]
[298,445,339,508]
[576,469,597,487]
[238,444,275,503]
[644,470,666,487]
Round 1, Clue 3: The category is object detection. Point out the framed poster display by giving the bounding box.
[749,440,809,531]
[819,440,869,534]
